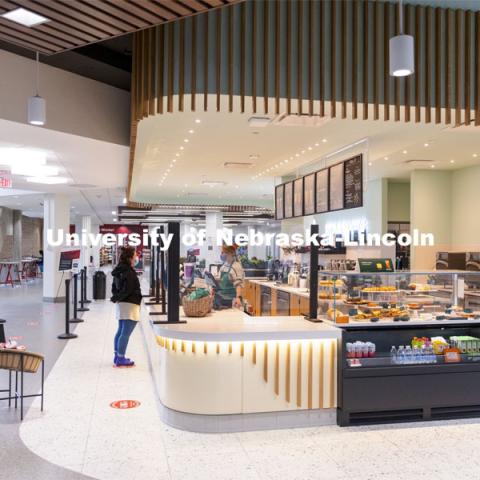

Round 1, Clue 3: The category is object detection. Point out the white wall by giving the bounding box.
[451,164,480,252]
[0,50,130,145]
[410,170,452,269]
[388,181,410,222]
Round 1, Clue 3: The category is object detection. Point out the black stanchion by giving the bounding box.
[70,273,84,323]
[148,242,156,298]
[77,270,90,313]
[58,278,78,339]
[83,267,91,304]
[145,230,160,306]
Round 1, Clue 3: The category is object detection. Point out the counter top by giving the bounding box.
[147,307,340,341]
[247,279,310,298]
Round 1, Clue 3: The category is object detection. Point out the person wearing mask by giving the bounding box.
[214,244,244,309]
[111,246,142,367]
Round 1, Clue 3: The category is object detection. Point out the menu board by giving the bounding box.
[344,155,363,209]
[293,178,304,217]
[275,184,284,220]
[329,162,344,211]
[303,173,315,216]
[315,169,328,213]
[284,181,293,218]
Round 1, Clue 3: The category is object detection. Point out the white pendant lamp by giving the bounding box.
[389,0,414,77]
[27,52,46,126]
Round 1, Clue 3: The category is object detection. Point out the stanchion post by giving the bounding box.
[83,267,91,304]
[150,226,168,316]
[306,223,321,323]
[58,278,78,339]
[70,273,84,323]
[77,269,90,313]
[145,228,160,306]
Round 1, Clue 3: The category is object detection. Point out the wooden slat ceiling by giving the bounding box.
[0,0,240,55]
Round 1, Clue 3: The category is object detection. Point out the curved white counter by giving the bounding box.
[142,308,340,432]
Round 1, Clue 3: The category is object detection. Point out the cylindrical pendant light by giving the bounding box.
[28,52,46,126]
[389,0,414,77]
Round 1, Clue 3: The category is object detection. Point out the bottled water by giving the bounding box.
[412,346,420,364]
[405,346,413,364]
[397,346,405,365]
[390,346,397,364]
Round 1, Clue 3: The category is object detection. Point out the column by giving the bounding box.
[12,209,22,260]
[80,215,92,269]
[43,194,70,302]
[205,212,223,268]
[90,222,100,268]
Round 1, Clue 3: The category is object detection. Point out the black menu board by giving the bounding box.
[303,173,315,216]
[284,182,293,218]
[329,162,344,211]
[293,178,304,217]
[344,155,363,209]
[315,169,328,213]
[275,184,284,220]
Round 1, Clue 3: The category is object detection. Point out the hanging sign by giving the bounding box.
[0,170,12,188]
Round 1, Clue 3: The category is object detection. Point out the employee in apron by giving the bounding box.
[214,245,244,309]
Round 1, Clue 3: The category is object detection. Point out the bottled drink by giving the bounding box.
[412,346,419,364]
[420,345,427,364]
[390,346,397,365]
[397,346,405,365]
[405,346,413,364]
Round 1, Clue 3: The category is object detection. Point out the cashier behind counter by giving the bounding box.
[213,245,245,310]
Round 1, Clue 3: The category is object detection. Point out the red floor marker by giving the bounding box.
[110,400,141,410]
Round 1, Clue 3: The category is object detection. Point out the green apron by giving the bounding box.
[216,264,236,304]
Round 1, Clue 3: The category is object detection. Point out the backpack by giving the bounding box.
[110,274,126,303]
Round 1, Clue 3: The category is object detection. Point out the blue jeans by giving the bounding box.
[114,319,137,356]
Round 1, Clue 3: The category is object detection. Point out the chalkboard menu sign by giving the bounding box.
[293,178,304,217]
[303,173,315,215]
[274,154,363,219]
[344,155,363,209]
[275,184,284,220]
[284,181,293,218]
[315,169,328,213]
[329,162,344,211]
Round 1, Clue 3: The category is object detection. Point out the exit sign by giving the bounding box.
[0,170,12,188]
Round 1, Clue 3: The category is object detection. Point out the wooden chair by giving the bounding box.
[0,349,45,421]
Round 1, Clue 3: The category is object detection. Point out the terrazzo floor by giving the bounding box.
[16,290,480,480]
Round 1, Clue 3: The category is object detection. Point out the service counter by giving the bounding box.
[142,307,340,432]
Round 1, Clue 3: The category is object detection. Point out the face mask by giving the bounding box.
[220,253,227,262]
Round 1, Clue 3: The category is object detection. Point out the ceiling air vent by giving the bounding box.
[202,181,226,187]
[248,116,271,127]
[223,162,254,169]
[404,159,435,167]
[272,113,331,127]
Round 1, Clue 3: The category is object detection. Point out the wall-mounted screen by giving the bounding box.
[303,173,315,216]
[315,169,329,213]
[293,178,304,217]
[284,182,293,218]
[275,184,284,220]
[329,162,344,211]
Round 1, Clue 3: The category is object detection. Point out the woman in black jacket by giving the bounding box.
[111,246,142,367]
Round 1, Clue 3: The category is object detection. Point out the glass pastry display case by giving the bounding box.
[318,271,480,326]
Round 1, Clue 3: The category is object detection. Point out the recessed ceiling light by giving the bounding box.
[315,143,319,147]
[113,218,117,222]
[175,153,180,157]
[384,156,388,160]
[172,159,177,163]
[308,147,312,151]
[295,153,300,157]
[368,162,372,166]
[424,143,429,147]
[403,150,408,154]
[2,8,49,27]
[285,159,289,163]
[473,153,478,158]
[123,197,127,204]
[180,146,184,150]
[322,138,327,143]
[111,211,116,215]
[184,139,189,143]
[450,159,455,164]
[188,129,194,134]
[195,119,201,123]
[430,164,435,168]
[301,150,305,154]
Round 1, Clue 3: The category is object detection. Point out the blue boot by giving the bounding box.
[115,356,135,367]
